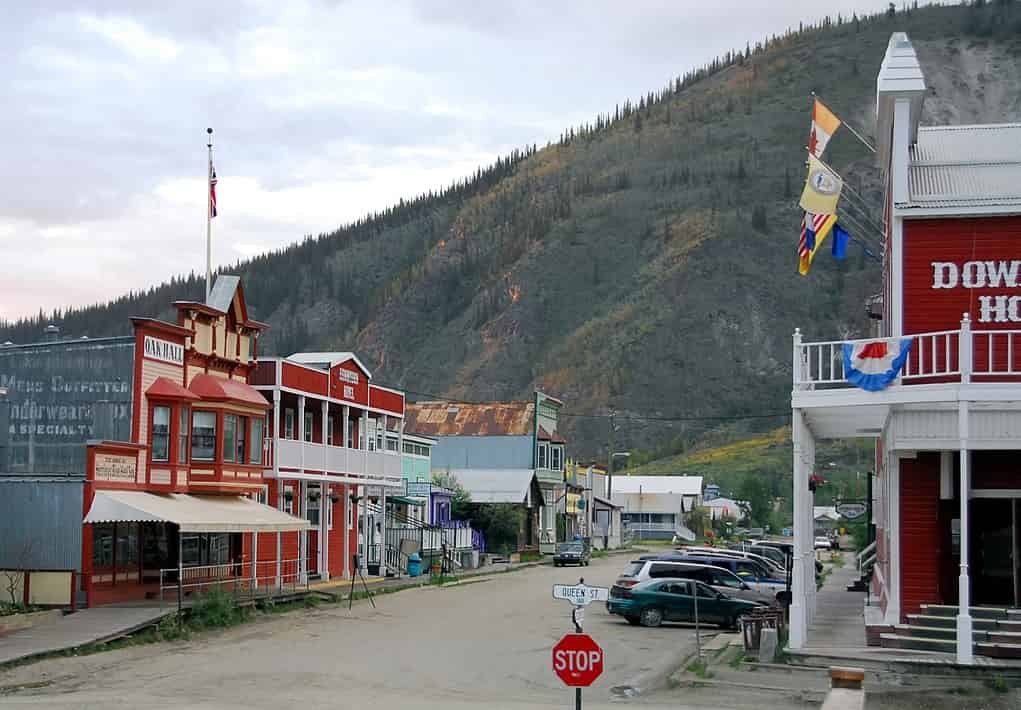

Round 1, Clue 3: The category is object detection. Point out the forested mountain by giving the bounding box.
[3,3,1021,457]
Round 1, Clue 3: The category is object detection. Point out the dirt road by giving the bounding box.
[1,555,709,709]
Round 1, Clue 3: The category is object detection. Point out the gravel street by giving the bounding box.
[0,555,714,709]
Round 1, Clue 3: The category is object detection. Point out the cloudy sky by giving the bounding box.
[1,0,895,321]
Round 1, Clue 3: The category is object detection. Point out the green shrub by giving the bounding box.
[189,587,247,629]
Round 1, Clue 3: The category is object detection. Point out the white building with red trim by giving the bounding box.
[790,34,1021,663]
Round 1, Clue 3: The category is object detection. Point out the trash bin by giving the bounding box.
[407,553,423,578]
[741,609,784,653]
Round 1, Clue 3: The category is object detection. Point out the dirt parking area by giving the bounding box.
[0,556,711,709]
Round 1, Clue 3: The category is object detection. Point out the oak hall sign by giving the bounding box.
[143,336,184,366]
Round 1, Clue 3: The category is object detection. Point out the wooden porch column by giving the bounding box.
[298,396,307,584]
[957,313,974,664]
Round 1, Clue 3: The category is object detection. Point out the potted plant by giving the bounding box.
[308,490,321,502]
[329,493,340,504]
[282,489,294,504]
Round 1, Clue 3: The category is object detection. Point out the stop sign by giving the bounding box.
[552,633,603,687]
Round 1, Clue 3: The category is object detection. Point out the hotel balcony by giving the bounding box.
[269,438,403,489]
[792,317,1021,444]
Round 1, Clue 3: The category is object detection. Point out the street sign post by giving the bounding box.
[552,582,609,606]
[552,578,608,708]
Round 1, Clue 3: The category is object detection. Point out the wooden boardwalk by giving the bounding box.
[0,605,171,669]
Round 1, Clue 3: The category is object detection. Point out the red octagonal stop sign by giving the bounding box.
[552,633,603,687]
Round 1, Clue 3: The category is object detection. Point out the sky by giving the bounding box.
[0,0,896,322]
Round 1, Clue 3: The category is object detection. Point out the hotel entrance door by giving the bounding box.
[970,499,1021,607]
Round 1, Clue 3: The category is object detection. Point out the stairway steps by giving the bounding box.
[893,625,991,642]
[920,604,1012,620]
[880,633,957,653]
[977,642,1021,659]
[987,630,1021,644]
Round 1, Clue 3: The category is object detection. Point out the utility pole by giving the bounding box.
[606,410,615,500]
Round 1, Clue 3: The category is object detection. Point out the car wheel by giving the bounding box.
[640,607,664,628]
[626,616,641,626]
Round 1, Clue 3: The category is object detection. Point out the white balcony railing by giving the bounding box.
[273,438,402,485]
[793,315,1021,390]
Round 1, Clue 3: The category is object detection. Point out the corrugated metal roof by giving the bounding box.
[612,475,704,496]
[904,124,1021,210]
[206,274,240,313]
[442,468,536,504]
[404,401,535,437]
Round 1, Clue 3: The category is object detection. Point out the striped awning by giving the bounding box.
[84,490,310,533]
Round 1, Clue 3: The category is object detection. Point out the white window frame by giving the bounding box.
[537,442,549,469]
[551,445,562,472]
[304,410,314,443]
[284,409,295,439]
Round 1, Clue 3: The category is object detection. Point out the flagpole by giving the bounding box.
[811,92,876,154]
[206,127,213,302]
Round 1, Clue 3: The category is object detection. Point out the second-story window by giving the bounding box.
[152,406,170,462]
[236,416,247,464]
[223,414,237,463]
[250,418,264,465]
[191,411,216,461]
[304,411,314,443]
[537,443,548,469]
[177,407,190,463]
[376,422,384,451]
[327,416,334,446]
[551,445,562,472]
[284,409,295,439]
[366,419,376,451]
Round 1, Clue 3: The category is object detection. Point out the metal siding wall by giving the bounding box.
[430,436,532,470]
[0,479,83,570]
[0,338,134,476]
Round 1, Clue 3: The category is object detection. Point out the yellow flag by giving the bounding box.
[799,155,843,215]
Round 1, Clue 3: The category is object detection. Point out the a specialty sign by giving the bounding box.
[835,502,868,520]
[552,583,609,607]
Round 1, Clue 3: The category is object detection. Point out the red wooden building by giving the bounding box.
[790,33,1021,663]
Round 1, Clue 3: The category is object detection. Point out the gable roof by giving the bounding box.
[404,401,535,437]
[173,274,267,331]
[286,352,372,378]
[612,475,704,496]
[443,468,537,504]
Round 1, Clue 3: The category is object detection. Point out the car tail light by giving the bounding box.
[615,578,638,588]
[610,586,633,599]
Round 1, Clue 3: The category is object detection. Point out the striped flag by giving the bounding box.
[798,211,837,275]
[209,166,218,218]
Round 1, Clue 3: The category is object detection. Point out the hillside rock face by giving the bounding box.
[5,5,1020,457]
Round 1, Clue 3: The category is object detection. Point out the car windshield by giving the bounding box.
[557,543,583,552]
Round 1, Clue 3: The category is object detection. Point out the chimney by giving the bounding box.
[875,33,927,202]
[43,324,61,342]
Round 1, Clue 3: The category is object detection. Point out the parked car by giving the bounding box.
[677,546,787,577]
[621,560,778,608]
[814,536,833,550]
[729,542,786,568]
[553,541,590,567]
[746,527,765,539]
[665,553,788,599]
[607,577,766,628]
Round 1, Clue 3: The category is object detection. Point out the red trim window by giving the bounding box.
[152,405,171,462]
[250,417,264,464]
[177,406,190,464]
[191,410,217,461]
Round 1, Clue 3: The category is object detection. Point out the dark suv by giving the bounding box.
[553,540,590,567]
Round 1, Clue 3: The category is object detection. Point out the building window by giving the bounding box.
[403,441,413,455]
[236,416,247,464]
[386,436,398,452]
[92,523,114,568]
[304,410,314,442]
[152,406,170,462]
[223,414,237,463]
[366,420,376,451]
[178,406,190,463]
[538,443,548,469]
[191,411,216,461]
[250,418,264,465]
[307,487,320,526]
[327,416,334,446]
[551,445,562,472]
[181,533,232,566]
[376,423,384,452]
[284,409,295,439]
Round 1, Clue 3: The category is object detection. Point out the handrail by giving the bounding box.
[856,540,877,572]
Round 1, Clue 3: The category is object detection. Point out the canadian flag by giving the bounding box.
[842,338,913,391]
